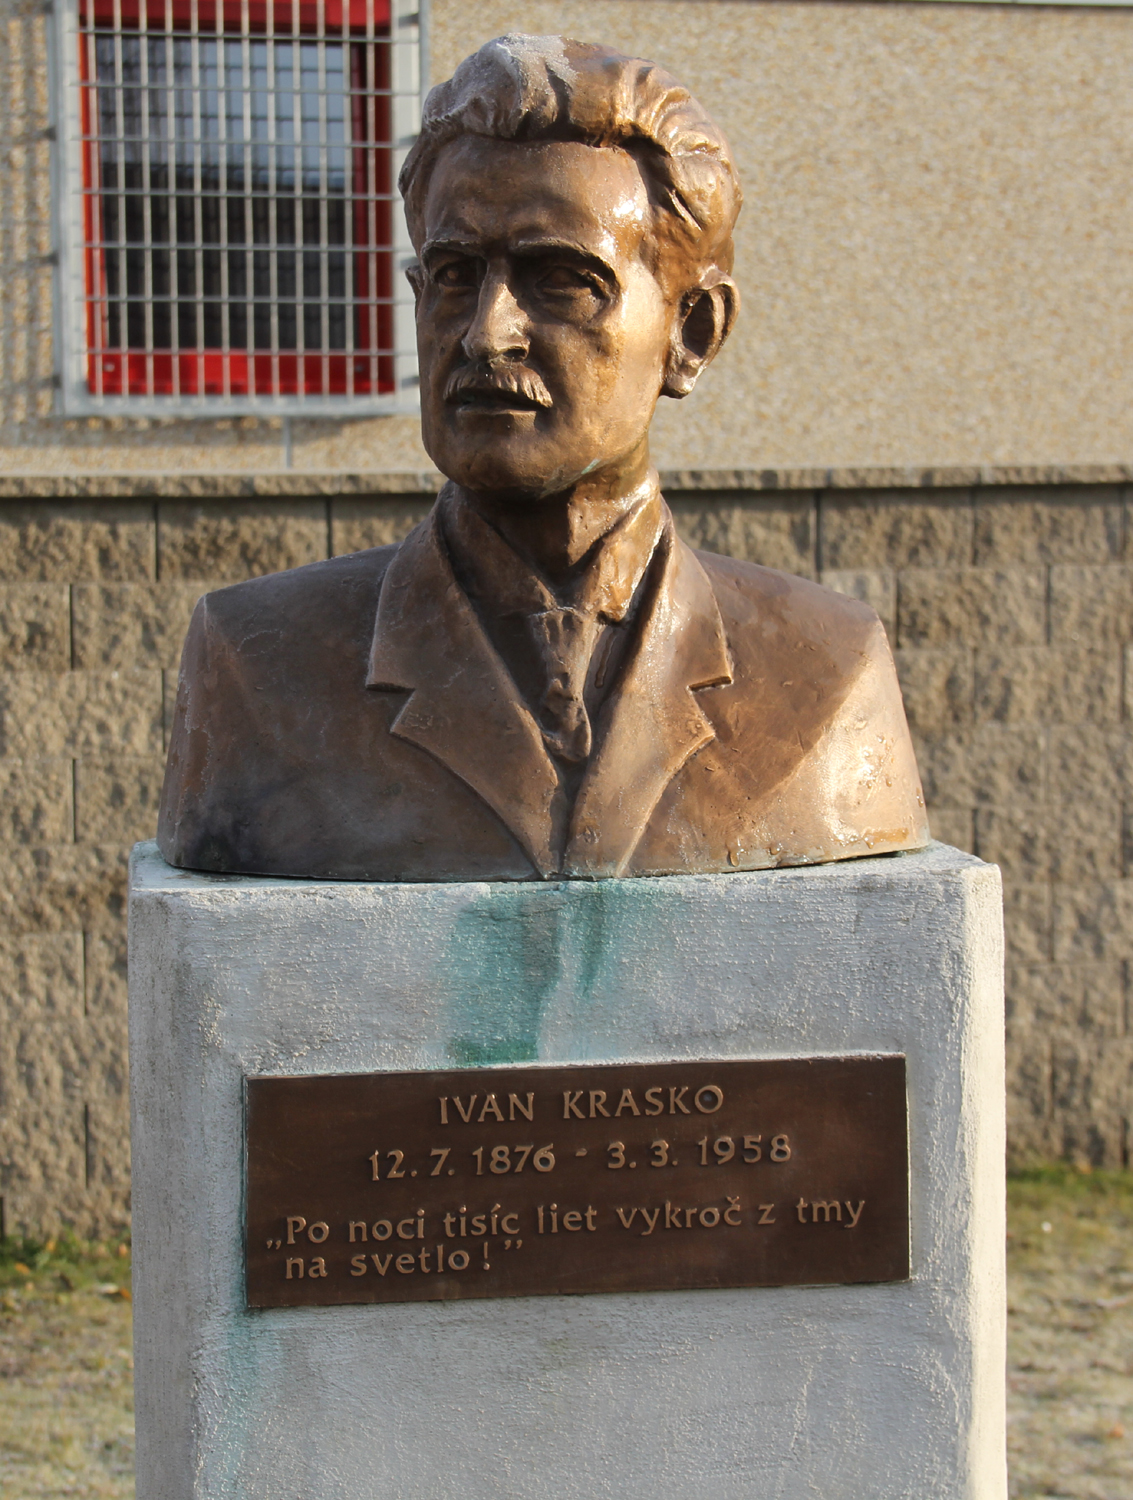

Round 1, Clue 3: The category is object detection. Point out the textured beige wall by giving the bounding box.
[2,482,1130,1236]
[433,0,1133,473]
[0,496,437,1239]
[2,1,1133,477]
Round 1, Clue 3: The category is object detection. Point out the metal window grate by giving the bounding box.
[52,0,421,415]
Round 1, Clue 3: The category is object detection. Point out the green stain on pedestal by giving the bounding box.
[441,879,634,1065]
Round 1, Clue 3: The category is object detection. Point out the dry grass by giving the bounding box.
[0,1236,133,1499]
[2,1172,1133,1498]
[1008,1167,1133,1499]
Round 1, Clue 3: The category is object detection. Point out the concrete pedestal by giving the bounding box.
[128,840,1005,1500]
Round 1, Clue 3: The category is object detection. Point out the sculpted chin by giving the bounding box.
[158,33,929,881]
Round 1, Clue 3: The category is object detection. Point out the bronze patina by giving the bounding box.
[158,34,929,880]
[245,1056,909,1307]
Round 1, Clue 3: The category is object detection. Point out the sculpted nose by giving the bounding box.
[461,273,528,364]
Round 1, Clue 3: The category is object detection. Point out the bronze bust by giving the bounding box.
[158,35,928,881]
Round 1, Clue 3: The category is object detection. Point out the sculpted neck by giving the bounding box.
[454,447,658,582]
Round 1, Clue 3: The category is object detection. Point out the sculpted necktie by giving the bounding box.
[526,606,602,765]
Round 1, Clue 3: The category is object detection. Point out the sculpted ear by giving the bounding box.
[661,278,739,400]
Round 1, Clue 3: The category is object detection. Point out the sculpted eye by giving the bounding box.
[433,259,480,290]
[538,264,601,296]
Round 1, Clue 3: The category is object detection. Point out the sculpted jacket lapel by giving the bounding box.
[365,512,563,877]
[564,524,733,877]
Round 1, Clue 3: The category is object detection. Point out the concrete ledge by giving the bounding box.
[2,462,1132,499]
[128,841,1006,1500]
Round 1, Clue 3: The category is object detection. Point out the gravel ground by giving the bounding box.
[2,1171,1132,1498]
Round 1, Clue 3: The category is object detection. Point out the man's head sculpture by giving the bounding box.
[397,35,741,504]
[156,35,929,882]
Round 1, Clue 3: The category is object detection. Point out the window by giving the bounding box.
[52,0,421,413]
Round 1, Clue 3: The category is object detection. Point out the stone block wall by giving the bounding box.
[0,483,1129,1237]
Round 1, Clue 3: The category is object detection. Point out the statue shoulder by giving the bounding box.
[192,542,401,645]
[692,549,888,658]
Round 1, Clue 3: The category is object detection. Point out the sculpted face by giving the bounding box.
[411,136,696,502]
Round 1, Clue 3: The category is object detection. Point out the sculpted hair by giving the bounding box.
[399,34,742,282]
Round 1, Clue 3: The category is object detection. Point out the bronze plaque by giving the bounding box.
[245,1055,908,1307]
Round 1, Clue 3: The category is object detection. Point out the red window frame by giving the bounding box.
[78,0,395,399]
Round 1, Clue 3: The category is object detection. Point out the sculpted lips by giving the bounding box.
[444,363,553,413]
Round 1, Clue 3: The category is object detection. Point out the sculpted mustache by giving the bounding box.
[443,365,553,408]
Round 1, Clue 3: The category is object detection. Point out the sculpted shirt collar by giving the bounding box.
[365,484,733,879]
[438,479,665,627]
